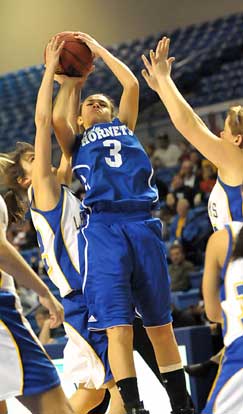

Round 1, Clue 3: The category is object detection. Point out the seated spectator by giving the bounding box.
[178,141,191,163]
[160,192,178,224]
[199,160,217,196]
[152,134,182,167]
[169,198,192,243]
[35,305,65,345]
[170,174,195,206]
[169,243,194,291]
[189,150,202,175]
[179,160,200,191]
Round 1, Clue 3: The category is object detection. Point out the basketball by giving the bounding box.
[45,32,93,77]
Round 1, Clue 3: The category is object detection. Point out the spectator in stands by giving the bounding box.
[35,305,65,345]
[169,243,194,291]
[170,174,194,206]
[178,141,191,163]
[160,192,178,224]
[189,150,202,175]
[199,160,217,196]
[179,160,200,192]
[152,133,181,167]
[169,198,192,244]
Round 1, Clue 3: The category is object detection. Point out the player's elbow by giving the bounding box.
[128,78,139,92]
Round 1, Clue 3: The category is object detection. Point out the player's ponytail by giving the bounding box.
[0,142,34,223]
[4,190,27,224]
[231,226,243,260]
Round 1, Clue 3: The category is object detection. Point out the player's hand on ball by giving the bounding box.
[141,37,175,91]
[74,32,102,58]
[45,35,65,72]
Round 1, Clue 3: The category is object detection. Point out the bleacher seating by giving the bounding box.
[171,288,200,310]
[188,270,203,289]
[1,12,243,150]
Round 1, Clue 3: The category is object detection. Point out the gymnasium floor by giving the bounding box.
[7,348,189,413]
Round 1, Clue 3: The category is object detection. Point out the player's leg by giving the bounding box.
[0,292,72,414]
[133,316,162,382]
[68,384,105,414]
[18,386,73,414]
[0,401,7,414]
[130,219,194,413]
[83,222,147,413]
[62,291,115,413]
[108,381,126,414]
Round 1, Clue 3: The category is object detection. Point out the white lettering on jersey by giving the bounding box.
[81,124,131,147]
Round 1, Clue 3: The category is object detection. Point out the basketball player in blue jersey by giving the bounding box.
[53,32,193,414]
[0,193,73,414]
[142,37,243,232]
[0,36,124,414]
[201,221,243,414]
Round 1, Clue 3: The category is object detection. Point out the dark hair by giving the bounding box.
[169,242,184,254]
[79,93,116,118]
[231,226,243,261]
[4,190,27,225]
[0,142,34,222]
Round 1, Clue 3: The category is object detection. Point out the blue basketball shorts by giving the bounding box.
[0,290,60,400]
[62,290,112,388]
[202,337,243,414]
[80,211,172,330]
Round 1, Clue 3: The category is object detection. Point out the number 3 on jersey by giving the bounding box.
[103,139,122,168]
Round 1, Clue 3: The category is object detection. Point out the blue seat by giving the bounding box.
[188,270,203,289]
[171,289,200,310]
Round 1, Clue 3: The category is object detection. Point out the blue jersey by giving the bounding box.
[72,118,158,212]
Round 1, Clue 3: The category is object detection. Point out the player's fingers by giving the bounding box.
[164,38,171,59]
[141,69,150,84]
[57,40,65,53]
[150,49,156,65]
[168,56,175,66]
[141,54,152,74]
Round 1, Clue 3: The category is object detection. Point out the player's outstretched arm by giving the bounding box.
[0,224,64,328]
[142,37,225,168]
[75,32,139,132]
[33,35,64,210]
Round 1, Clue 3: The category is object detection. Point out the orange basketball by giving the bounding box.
[45,32,93,77]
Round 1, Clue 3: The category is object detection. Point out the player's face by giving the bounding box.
[81,95,113,128]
